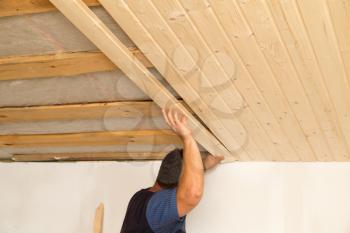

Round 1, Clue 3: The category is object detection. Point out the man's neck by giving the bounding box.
[148,182,162,192]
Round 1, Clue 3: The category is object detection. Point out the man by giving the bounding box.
[121,108,224,233]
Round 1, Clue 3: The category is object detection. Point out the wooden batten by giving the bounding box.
[0,0,99,17]
[0,49,151,81]
[0,101,164,123]
[11,152,166,162]
[0,130,181,148]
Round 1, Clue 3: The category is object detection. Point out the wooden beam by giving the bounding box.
[0,130,181,148]
[48,0,233,159]
[0,101,165,123]
[93,203,104,233]
[11,152,165,162]
[0,49,152,81]
[0,0,99,17]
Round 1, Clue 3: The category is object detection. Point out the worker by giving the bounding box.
[120,108,224,233]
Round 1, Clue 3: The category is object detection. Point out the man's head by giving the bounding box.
[156,148,183,189]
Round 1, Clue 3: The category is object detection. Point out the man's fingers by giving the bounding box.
[167,108,176,126]
[209,154,225,161]
[162,108,171,126]
[174,110,180,125]
[180,115,187,125]
[214,155,225,161]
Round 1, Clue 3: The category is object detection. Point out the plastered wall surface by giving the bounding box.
[0,162,349,233]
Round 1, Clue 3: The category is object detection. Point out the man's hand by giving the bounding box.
[162,108,192,139]
[203,154,224,170]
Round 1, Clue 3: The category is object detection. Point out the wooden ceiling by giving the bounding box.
[0,0,350,162]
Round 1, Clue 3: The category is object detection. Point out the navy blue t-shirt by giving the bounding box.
[146,188,186,232]
[120,188,186,233]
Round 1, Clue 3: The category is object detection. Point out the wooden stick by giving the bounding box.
[93,203,104,233]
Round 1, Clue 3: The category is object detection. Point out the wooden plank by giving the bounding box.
[12,152,166,161]
[122,1,252,159]
[233,0,335,161]
[0,0,99,17]
[147,0,273,161]
[98,0,246,161]
[149,0,300,161]
[0,49,152,81]
[208,0,303,161]
[265,0,350,161]
[325,0,350,158]
[152,0,292,161]
[93,203,104,233]
[295,0,350,157]
[0,101,165,123]
[47,0,233,159]
[0,130,181,148]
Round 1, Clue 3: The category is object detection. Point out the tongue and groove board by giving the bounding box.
[295,0,350,161]
[47,0,233,159]
[99,0,350,161]
[149,0,280,161]
[265,0,350,161]
[236,0,335,162]
[122,0,277,161]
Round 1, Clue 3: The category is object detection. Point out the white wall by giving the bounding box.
[0,162,350,233]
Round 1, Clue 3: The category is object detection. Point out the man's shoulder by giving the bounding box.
[146,188,186,233]
[128,188,154,203]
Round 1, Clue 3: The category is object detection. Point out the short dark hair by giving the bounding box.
[156,148,183,189]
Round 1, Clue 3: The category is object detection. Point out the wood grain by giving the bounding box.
[48,0,234,159]
[0,49,152,81]
[98,0,243,160]
[93,203,104,233]
[0,130,181,148]
[0,0,99,17]
[12,152,165,161]
[0,101,164,123]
